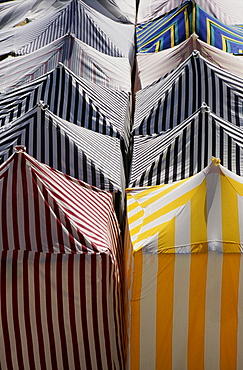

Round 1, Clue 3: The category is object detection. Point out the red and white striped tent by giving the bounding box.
[0,146,125,369]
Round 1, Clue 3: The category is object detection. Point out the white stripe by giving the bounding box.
[207,170,223,252]
[175,201,191,253]
[172,254,191,370]
[140,252,158,370]
[204,252,223,370]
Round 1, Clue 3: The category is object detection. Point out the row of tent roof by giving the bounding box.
[1,0,243,369]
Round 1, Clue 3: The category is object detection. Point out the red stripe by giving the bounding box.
[23,251,35,368]
[31,172,43,252]
[45,253,58,370]
[68,254,81,368]
[91,254,103,369]
[1,173,9,250]
[12,251,25,369]
[12,155,20,250]
[53,202,65,253]
[56,254,69,368]
[80,255,92,369]
[1,251,13,370]
[42,186,54,253]
[21,154,32,251]
[101,254,112,369]
[34,253,47,370]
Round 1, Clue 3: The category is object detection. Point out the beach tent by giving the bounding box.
[0,146,124,369]
[82,0,136,24]
[0,104,125,219]
[136,1,243,53]
[136,34,243,88]
[0,34,131,92]
[0,64,131,152]
[137,0,243,25]
[133,51,243,135]
[130,104,243,186]
[126,159,243,369]
[0,0,134,62]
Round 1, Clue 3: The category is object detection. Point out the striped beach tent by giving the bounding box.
[0,146,125,369]
[136,34,243,88]
[130,104,243,187]
[0,103,125,219]
[0,34,131,92]
[126,159,243,369]
[137,0,243,25]
[136,1,243,53]
[0,0,134,62]
[82,0,136,23]
[133,51,243,135]
[0,64,131,151]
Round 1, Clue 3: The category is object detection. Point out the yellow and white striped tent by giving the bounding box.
[125,158,243,370]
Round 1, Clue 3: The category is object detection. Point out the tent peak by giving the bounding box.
[38,100,49,110]
[201,102,210,113]
[14,145,26,153]
[211,157,221,166]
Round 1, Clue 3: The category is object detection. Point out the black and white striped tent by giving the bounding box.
[0,0,134,61]
[129,104,243,187]
[0,63,131,151]
[133,50,243,135]
[0,34,131,93]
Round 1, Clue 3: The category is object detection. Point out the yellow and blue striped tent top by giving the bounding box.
[136,0,243,53]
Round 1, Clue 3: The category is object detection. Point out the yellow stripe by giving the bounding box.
[190,179,208,252]
[221,174,240,252]
[206,18,211,45]
[220,254,240,369]
[188,254,208,370]
[130,250,143,370]
[192,2,196,34]
[184,9,189,39]
[171,24,174,48]
[156,253,175,369]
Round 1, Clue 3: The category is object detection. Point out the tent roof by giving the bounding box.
[130,105,243,186]
[136,1,243,54]
[0,0,134,62]
[0,147,121,253]
[136,34,243,88]
[0,33,131,92]
[0,64,131,149]
[127,159,243,254]
[134,50,243,135]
